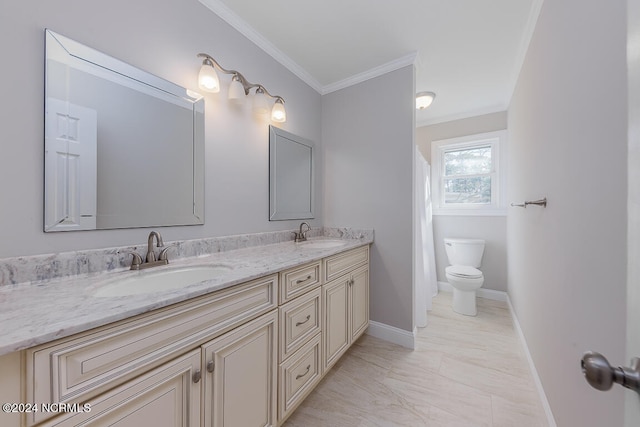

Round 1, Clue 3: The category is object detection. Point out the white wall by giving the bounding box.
[508,1,627,425]
[322,66,415,332]
[0,0,322,258]
[416,112,508,292]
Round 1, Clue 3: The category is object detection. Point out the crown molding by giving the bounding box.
[198,0,324,93]
[416,104,508,128]
[321,52,418,95]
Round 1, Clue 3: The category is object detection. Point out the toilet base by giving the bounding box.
[452,288,477,316]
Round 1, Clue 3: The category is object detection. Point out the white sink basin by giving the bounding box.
[94,264,232,297]
[298,239,347,249]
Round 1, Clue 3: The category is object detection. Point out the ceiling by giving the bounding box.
[199,0,542,127]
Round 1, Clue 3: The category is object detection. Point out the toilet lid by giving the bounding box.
[446,265,483,279]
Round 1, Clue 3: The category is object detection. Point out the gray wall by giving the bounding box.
[0,0,322,258]
[322,66,415,333]
[416,112,508,292]
[627,1,640,424]
[508,0,627,425]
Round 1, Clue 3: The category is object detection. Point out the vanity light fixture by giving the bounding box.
[416,91,436,110]
[197,53,286,123]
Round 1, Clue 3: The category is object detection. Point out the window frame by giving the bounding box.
[431,130,507,216]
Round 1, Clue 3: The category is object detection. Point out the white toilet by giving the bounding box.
[444,238,485,316]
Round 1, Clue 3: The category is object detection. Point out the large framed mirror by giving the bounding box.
[44,29,205,232]
[269,126,314,221]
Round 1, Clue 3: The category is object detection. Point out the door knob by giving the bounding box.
[581,351,640,393]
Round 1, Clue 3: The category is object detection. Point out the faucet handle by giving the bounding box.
[159,245,172,262]
[128,252,143,270]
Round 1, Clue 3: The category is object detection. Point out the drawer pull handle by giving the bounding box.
[296,275,312,284]
[193,369,202,383]
[207,360,215,373]
[296,364,311,380]
[296,315,311,327]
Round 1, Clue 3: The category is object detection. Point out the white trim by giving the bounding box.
[416,105,508,128]
[321,52,418,95]
[198,0,323,93]
[433,208,507,217]
[507,296,558,427]
[437,281,508,302]
[366,321,416,349]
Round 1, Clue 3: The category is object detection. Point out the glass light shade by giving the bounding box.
[198,63,220,93]
[416,91,436,110]
[271,100,286,123]
[253,90,270,115]
[228,78,245,104]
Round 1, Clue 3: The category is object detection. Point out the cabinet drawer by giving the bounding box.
[323,246,369,283]
[279,261,321,304]
[35,349,201,427]
[25,274,277,426]
[278,333,322,423]
[279,287,321,362]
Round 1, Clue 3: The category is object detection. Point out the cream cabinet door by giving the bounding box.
[40,349,201,427]
[350,265,369,342]
[322,277,350,371]
[202,310,278,427]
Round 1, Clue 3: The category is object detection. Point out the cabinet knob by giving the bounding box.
[207,360,215,373]
[192,369,202,383]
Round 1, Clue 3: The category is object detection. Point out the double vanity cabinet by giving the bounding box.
[5,244,369,427]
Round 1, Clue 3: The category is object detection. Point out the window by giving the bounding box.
[431,130,507,215]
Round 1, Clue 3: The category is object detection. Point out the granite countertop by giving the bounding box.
[0,237,372,356]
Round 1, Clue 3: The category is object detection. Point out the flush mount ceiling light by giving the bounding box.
[416,91,436,110]
[197,53,286,123]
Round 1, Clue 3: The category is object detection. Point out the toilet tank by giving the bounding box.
[444,238,485,267]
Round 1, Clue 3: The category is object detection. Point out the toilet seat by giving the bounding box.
[445,265,483,279]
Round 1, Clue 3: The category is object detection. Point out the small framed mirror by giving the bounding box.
[269,126,314,221]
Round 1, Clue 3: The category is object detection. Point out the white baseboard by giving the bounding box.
[507,296,557,427]
[366,321,416,349]
[437,281,508,301]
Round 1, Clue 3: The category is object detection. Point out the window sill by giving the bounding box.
[433,208,507,217]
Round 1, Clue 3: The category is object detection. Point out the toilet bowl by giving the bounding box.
[444,238,485,316]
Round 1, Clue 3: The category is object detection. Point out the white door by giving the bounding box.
[626,0,640,424]
[45,98,97,231]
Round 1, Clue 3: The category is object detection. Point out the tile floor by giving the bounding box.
[283,292,549,426]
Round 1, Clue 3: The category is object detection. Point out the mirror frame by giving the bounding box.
[43,29,205,232]
[269,126,315,221]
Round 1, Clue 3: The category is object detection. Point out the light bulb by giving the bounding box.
[253,89,269,115]
[228,77,245,104]
[271,99,286,123]
[198,62,220,93]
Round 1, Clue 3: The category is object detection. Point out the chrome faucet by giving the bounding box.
[293,222,311,243]
[129,231,170,270]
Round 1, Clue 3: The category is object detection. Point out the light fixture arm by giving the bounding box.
[197,53,284,102]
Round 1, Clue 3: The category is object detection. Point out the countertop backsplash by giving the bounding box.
[0,227,373,287]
